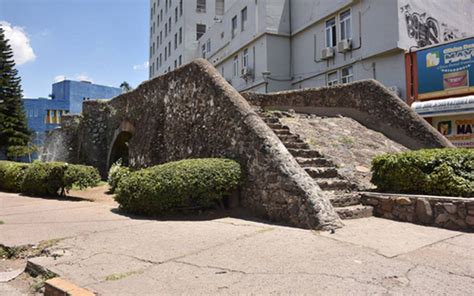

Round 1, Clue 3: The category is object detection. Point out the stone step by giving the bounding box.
[304,167,339,178]
[290,149,324,159]
[316,178,353,191]
[263,117,280,124]
[329,193,361,207]
[267,123,285,129]
[284,141,310,149]
[273,129,292,135]
[277,134,301,142]
[335,205,373,220]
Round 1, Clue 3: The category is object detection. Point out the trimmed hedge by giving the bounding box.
[0,161,100,196]
[115,158,242,215]
[107,161,131,193]
[0,161,30,192]
[371,148,474,197]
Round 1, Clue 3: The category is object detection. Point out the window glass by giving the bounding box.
[231,16,238,38]
[340,10,351,40]
[341,66,354,83]
[196,24,206,40]
[327,71,338,86]
[197,0,206,12]
[325,18,336,47]
[241,7,247,31]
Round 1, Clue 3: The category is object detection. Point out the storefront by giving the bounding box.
[406,37,474,148]
[412,96,474,148]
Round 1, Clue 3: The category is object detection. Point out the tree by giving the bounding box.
[0,26,31,159]
[120,81,132,93]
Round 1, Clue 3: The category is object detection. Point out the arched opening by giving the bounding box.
[109,131,132,167]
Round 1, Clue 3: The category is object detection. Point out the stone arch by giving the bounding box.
[107,121,135,170]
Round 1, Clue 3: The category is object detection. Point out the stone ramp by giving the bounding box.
[256,109,373,220]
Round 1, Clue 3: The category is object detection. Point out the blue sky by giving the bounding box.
[0,0,149,98]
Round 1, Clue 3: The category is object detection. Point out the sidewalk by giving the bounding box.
[1,191,473,295]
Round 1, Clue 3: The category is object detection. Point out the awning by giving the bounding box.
[412,95,474,117]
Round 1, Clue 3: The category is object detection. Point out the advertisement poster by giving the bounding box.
[433,115,474,148]
[416,37,474,99]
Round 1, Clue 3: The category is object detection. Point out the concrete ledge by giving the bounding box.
[44,277,95,296]
[361,192,474,232]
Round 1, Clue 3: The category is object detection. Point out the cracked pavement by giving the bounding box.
[1,192,473,295]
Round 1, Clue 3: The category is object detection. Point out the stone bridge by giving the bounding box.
[43,59,451,230]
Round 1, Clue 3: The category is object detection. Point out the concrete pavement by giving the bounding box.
[1,191,473,295]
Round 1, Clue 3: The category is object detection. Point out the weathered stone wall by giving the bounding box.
[361,193,474,232]
[49,59,342,230]
[243,81,453,150]
[42,115,82,163]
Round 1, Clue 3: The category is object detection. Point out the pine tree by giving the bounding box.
[0,26,31,159]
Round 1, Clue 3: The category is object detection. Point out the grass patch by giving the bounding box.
[105,270,143,281]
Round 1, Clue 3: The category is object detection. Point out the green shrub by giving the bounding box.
[64,164,101,191]
[107,161,131,193]
[371,148,474,197]
[0,161,30,192]
[21,162,100,197]
[115,158,242,215]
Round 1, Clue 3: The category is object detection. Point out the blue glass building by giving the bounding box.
[20,80,121,160]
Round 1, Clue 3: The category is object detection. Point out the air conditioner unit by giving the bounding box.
[338,39,352,53]
[321,47,334,60]
[241,67,253,78]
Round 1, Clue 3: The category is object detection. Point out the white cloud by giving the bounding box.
[0,21,36,65]
[54,75,66,83]
[75,73,93,82]
[133,61,149,70]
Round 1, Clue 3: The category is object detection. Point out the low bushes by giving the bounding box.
[0,161,29,192]
[115,158,242,215]
[371,148,474,197]
[107,161,131,194]
[0,161,100,196]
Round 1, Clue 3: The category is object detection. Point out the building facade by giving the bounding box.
[150,0,474,99]
[22,80,121,159]
[148,0,239,77]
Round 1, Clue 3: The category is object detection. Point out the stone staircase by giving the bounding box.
[258,110,373,220]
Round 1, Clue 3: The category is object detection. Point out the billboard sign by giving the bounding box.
[416,37,474,100]
[432,115,474,148]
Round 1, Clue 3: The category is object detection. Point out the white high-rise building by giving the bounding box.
[148,0,238,77]
[149,0,474,100]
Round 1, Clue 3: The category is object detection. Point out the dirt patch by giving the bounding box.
[68,184,117,206]
[280,114,408,190]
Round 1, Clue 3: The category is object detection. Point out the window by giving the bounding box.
[165,47,168,61]
[160,9,163,21]
[206,39,211,53]
[165,23,168,37]
[175,7,178,22]
[174,60,177,69]
[156,57,159,70]
[327,71,338,86]
[233,55,239,77]
[216,0,224,15]
[159,53,162,68]
[196,24,206,40]
[168,17,171,32]
[231,15,238,38]
[341,66,353,83]
[340,10,351,40]
[325,18,337,47]
[197,0,206,12]
[174,33,178,49]
[179,27,182,44]
[160,31,162,45]
[241,7,247,31]
[168,41,171,56]
[201,44,206,58]
[179,0,183,16]
[242,48,249,68]
[179,55,182,66]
